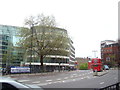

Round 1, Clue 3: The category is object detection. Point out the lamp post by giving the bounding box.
[29,24,34,73]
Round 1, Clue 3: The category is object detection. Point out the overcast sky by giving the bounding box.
[0,0,119,58]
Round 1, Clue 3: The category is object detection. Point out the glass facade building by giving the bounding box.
[0,25,23,68]
[0,24,75,72]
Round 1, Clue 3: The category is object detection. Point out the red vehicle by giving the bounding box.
[91,58,103,72]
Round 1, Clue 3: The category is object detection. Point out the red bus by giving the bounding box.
[91,58,103,72]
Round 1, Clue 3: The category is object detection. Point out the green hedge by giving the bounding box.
[79,63,88,70]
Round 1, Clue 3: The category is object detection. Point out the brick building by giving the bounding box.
[76,57,91,64]
[101,40,119,67]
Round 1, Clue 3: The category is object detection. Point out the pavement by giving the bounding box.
[3,70,72,77]
[93,70,109,76]
[3,70,109,77]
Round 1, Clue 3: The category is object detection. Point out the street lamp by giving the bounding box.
[29,24,34,73]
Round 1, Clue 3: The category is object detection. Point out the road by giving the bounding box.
[9,69,119,89]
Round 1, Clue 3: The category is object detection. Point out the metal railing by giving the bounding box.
[99,82,120,90]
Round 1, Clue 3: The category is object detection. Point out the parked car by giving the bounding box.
[103,65,109,70]
[0,76,43,90]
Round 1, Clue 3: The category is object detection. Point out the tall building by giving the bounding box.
[0,25,24,68]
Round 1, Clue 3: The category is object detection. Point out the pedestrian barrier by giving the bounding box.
[99,82,120,90]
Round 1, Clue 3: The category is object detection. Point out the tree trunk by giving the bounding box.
[40,55,44,72]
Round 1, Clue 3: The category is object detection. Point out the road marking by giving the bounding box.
[72,79,76,81]
[57,78,61,80]
[32,81,41,84]
[46,80,52,82]
[53,81,62,83]
[48,82,52,84]
[86,76,90,79]
[100,82,104,84]
[62,81,65,82]
[83,77,86,79]
[36,83,48,86]
[64,77,68,79]
[81,77,84,79]
[18,80,30,82]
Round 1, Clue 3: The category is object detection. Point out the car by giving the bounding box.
[0,76,43,90]
[103,65,109,70]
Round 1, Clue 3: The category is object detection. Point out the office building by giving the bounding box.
[0,24,75,71]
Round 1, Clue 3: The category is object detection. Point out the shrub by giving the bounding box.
[79,63,88,70]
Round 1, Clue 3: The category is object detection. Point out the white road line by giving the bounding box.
[57,78,61,80]
[53,81,62,84]
[62,81,65,82]
[48,82,52,84]
[72,79,76,81]
[86,76,90,79]
[46,80,52,82]
[32,81,41,84]
[100,82,104,84]
[83,77,86,79]
[81,77,84,79]
[36,83,48,86]
[64,77,68,79]
[72,74,77,76]
[18,80,30,82]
